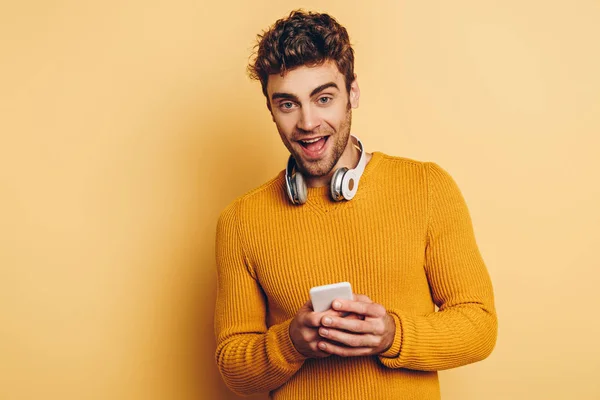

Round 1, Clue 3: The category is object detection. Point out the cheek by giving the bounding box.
[323,108,348,129]
[273,116,295,137]
[275,121,294,139]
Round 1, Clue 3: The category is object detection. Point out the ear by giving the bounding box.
[349,73,360,109]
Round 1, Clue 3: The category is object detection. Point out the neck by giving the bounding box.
[303,141,372,188]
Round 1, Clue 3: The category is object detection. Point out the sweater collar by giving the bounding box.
[303,151,384,205]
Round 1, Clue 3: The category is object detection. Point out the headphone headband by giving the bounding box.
[350,136,367,179]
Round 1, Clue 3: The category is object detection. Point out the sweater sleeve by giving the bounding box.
[214,200,307,396]
[378,162,498,371]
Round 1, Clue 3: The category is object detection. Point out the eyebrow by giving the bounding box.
[271,82,340,102]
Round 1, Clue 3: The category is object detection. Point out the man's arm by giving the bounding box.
[378,162,498,370]
[314,162,498,371]
[214,200,307,396]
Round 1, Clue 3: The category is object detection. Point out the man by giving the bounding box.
[214,10,497,399]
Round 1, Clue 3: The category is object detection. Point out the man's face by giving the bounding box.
[266,60,360,178]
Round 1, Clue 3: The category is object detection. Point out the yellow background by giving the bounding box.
[1,1,599,399]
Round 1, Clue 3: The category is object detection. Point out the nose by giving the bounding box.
[297,105,321,132]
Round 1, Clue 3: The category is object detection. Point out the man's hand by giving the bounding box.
[289,300,362,358]
[316,294,396,357]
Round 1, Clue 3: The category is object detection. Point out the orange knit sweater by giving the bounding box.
[214,152,497,399]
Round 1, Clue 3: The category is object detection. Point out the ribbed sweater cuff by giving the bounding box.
[267,318,308,367]
[379,310,403,359]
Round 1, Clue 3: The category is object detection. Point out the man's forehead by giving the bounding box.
[267,60,343,97]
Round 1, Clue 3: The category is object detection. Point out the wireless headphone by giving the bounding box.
[285,135,367,205]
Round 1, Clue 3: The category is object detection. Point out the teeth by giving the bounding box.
[301,137,322,144]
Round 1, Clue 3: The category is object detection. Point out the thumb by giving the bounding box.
[303,299,314,311]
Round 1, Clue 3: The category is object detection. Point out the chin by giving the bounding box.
[297,155,336,178]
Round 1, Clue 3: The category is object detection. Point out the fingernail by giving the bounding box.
[319,342,327,349]
[333,301,341,309]
[323,317,332,326]
[320,328,329,336]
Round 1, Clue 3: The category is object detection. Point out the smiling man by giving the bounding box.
[214,10,498,400]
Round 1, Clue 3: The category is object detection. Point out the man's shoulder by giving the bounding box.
[217,170,286,219]
[372,152,456,189]
[373,151,434,176]
[376,152,428,167]
[240,170,286,201]
[375,152,464,196]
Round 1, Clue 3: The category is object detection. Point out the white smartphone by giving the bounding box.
[309,282,353,312]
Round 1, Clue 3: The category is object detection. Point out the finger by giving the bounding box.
[321,308,347,318]
[305,300,348,316]
[353,294,373,303]
[302,312,322,328]
[331,299,386,318]
[321,314,378,334]
[302,309,345,328]
[299,300,321,327]
[319,327,383,348]
[309,341,332,358]
[304,299,313,310]
[317,340,374,357]
[341,312,364,321]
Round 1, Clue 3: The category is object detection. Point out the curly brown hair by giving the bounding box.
[248,10,355,101]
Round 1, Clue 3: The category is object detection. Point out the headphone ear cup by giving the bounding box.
[294,171,307,204]
[330,167,348,202]
[341,170,359,200]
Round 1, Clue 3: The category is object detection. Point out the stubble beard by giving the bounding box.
[290,108,353,178]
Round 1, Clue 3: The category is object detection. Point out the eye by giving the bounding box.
[280,101,294,110]
[318,97,332,105]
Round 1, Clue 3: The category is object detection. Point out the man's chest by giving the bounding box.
[242,201,430,320]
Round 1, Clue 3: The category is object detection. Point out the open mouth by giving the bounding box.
[298,136,330,155]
